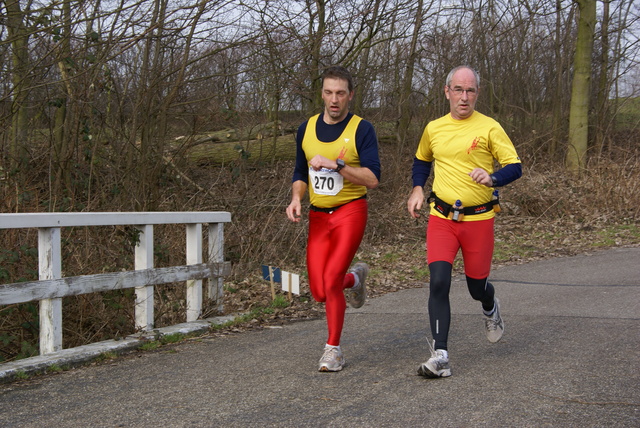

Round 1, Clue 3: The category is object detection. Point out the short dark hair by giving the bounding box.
[321,66,354,92]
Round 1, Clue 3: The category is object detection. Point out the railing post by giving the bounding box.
[186,223,203,322]
[135,225,154,331]
[208,223,224,313]
[38,227,62,354]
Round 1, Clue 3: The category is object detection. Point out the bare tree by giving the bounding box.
[566,0,596,173]
[351,0,386,116]
[595,0,611,157]
[395,0,423,153]
[2,0,31,181]
[0,0,639,213]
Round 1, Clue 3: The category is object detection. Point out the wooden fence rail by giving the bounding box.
[0,212,232,356]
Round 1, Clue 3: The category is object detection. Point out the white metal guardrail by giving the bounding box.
[0,212,232,356]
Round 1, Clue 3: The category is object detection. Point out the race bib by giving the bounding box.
[309,167,343,196]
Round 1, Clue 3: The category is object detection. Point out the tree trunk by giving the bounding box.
[51,0,75,207]
[595,0,610,157]
[3,0,31,185]
[566,0,596,174]
[353,0,383,116]
[395,0,423,151]
[306,0,326,114]
[551,0,564,156]
[137,0,167,210]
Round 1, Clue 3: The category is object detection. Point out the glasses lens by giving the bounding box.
[450,87,476,96]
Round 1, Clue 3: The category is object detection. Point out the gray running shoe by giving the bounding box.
[318,346,345,372]
[484,298,504,343]
[346,262,369,308]
[418,341,451,378]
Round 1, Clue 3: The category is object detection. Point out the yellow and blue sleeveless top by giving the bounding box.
[302,114,367,208]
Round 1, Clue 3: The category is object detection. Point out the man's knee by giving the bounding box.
[429,261,452,297]
[466,275,493,301]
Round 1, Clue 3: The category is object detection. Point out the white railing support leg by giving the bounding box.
[208,223,224,313]
[135,225,154,331]
[186,223,203,322]
[38,227,62,355]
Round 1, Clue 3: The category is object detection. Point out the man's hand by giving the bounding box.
[468,168,493,187]
[309,154,335,171]
[286,181,307,223]
[407,186,425,219]
[286,199,302,222]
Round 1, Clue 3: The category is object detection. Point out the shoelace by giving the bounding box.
[427,338,437,359]
[321,348,339,362]
[427,338,446,364]
[426,338,448,367]
[485,314,500,331]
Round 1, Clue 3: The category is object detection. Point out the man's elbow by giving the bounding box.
[513,163,523,180]
[366,179,380,190]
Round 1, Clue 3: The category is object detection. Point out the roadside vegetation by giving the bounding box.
[1,117,638,363]
[1,1,639,364]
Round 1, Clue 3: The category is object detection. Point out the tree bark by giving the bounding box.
[566,0,596,174]
[307,0,326,114]
[352,0,383,116]
[395,0,423,151]
[595,0,611,157]
[3,0,31,182]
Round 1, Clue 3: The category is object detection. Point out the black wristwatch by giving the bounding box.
[335,158,345,172]
[490,174,498,187]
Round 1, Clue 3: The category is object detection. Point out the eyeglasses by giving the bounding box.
[448,86,477,96]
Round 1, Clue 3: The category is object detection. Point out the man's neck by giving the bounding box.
[322,111,350,125]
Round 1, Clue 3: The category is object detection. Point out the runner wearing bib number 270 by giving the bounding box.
[286,66,381,372]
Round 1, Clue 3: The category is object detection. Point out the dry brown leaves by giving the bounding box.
[215,212,639,335]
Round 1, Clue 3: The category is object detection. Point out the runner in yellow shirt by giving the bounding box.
[407,65,522,378]
[286,66,380,372]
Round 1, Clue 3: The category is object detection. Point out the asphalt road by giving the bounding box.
[0,246,638,427]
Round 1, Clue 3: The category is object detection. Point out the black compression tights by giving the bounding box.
[428,261,496,351]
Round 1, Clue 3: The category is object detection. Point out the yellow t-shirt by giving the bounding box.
[302,114,367,208]
[415,111,521,221]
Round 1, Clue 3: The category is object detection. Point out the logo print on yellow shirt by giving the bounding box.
[467,137,480,154]
[338,146,348,161]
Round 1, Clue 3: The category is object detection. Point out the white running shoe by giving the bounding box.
[346,262,369,308]
[484,298,504,343]
[418,340,451,378]
[318,346,345,372]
